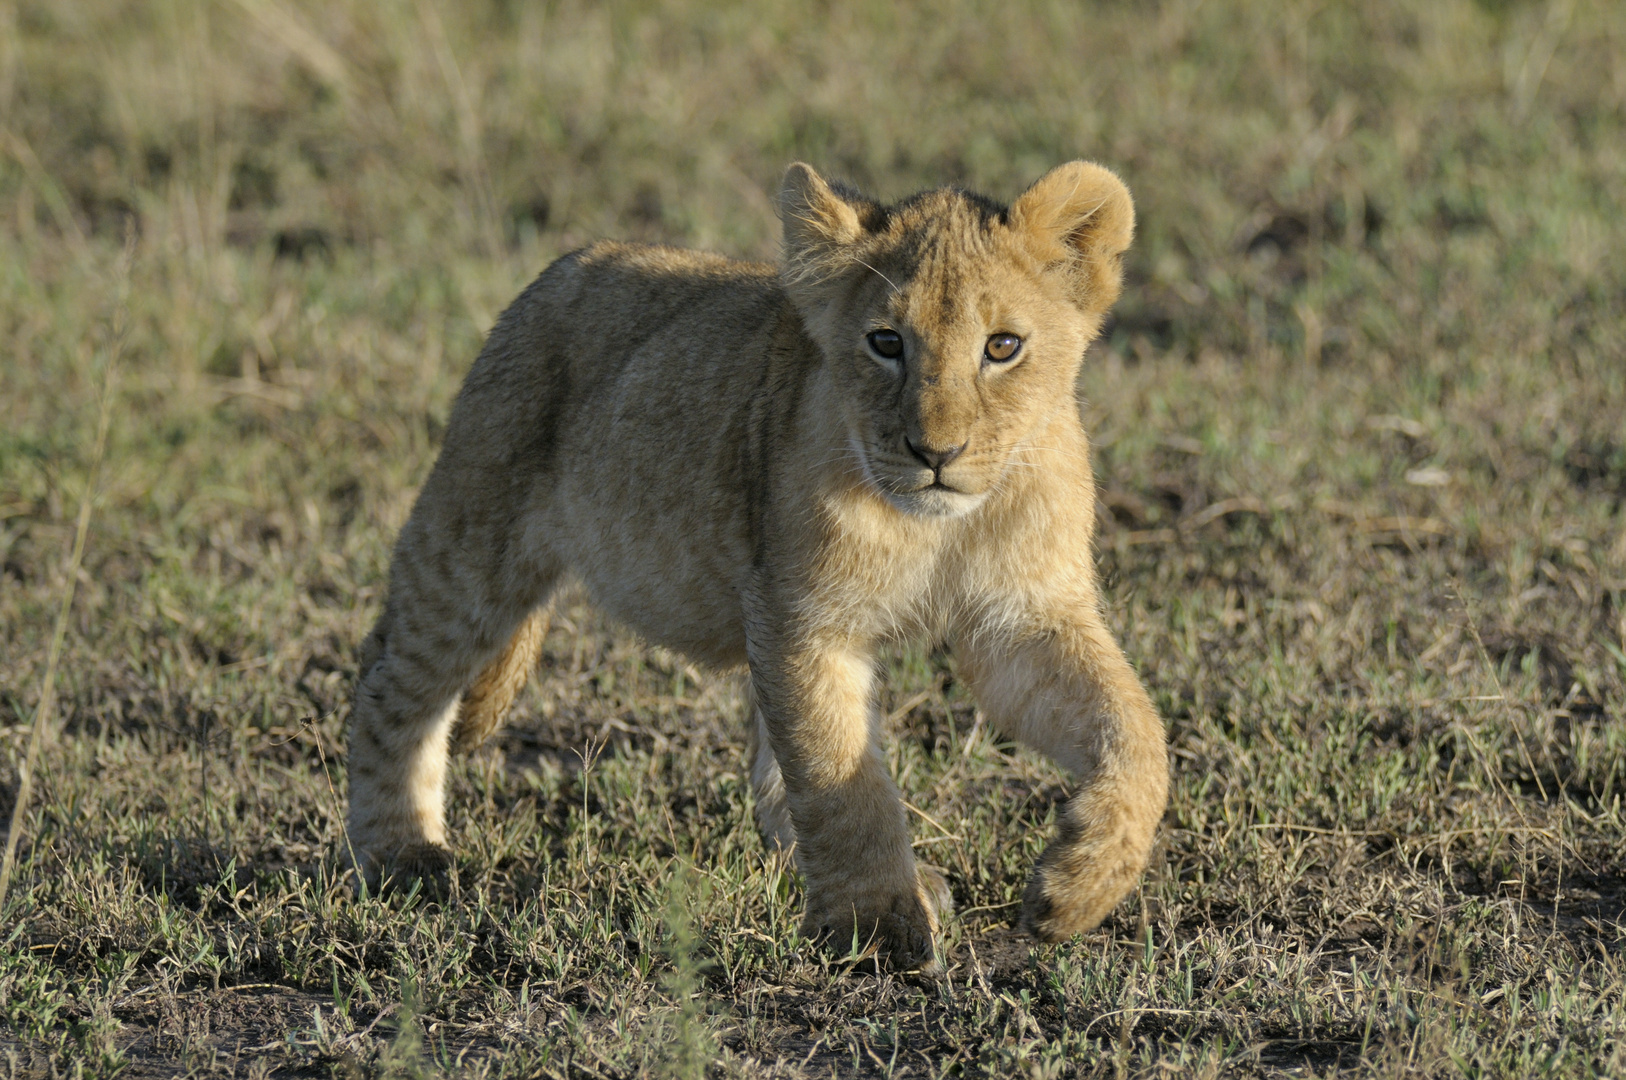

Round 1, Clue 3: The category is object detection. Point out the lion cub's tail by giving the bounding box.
[451,606,551,753]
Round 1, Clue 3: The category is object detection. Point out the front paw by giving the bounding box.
[802,865,953,972]
[1019,843,1142,942]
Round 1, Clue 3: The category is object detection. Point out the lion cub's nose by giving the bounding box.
[906,437,968,473]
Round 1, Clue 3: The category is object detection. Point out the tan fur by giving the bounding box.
[346,161,1169,967]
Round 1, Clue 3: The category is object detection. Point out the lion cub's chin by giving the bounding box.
[880,484,989,518]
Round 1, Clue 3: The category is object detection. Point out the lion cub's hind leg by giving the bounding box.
[346,519,558,890]
[453,605,552,754]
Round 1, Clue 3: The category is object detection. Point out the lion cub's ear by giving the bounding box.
[779,162,864,263]
[779,162,887,288]
[778,163,882,339]
[1009,161,1135,316]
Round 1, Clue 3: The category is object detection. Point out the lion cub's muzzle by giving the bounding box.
[863,437,991,517]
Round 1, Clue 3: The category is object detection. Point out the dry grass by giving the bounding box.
[2,0,1624,1076]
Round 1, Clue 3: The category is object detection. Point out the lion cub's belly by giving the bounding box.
[547,447,754,672]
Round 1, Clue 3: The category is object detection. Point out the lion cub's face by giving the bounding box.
[779,162,1135,517]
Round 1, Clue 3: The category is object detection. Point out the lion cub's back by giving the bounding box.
[454,242,789,667]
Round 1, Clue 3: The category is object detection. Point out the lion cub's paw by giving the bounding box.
[1018,852,1140,942]
[352,841,456,899]
[803,864,953,973]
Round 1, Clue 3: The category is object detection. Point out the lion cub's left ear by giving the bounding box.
[1009,162,1135,316]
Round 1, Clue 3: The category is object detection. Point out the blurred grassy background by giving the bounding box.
[1,0,1624,1076]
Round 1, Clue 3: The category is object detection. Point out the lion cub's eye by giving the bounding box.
[985,333,1023,363]
[866,329,905,360]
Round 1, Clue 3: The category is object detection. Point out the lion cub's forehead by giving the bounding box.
[873,189,1037,325]
[880,188,1009,256]
[889,186,1007,229]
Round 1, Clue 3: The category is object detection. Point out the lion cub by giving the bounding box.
[346,161,1169,969]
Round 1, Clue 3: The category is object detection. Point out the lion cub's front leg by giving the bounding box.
[750,644,950,970]
[960,611,1169,941]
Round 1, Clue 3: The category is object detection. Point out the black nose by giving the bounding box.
[906,437,967,472]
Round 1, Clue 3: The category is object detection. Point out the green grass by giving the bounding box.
[2,0,1624,1075]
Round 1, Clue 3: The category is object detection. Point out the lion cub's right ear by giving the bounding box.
[778,163,868,283]
[778,163,880,342]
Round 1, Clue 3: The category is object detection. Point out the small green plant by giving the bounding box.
[657,863,718,1080]
[377,977,433,1080]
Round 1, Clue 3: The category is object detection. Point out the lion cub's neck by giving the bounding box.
[784,365,1093,647]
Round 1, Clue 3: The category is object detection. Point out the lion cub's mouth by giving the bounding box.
[848,438,987,517]
[891,477,987,518]
[894,457,977,499]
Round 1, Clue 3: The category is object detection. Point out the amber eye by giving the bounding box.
[867,329,905,360]
[985,333,1022,363]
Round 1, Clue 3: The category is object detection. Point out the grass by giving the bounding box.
[1,0,1624,1075]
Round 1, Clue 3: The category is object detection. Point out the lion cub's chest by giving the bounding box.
[789,487,976,645]
[566,466,982,664]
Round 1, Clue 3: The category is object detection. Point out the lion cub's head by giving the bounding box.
[778,161,1133,517]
